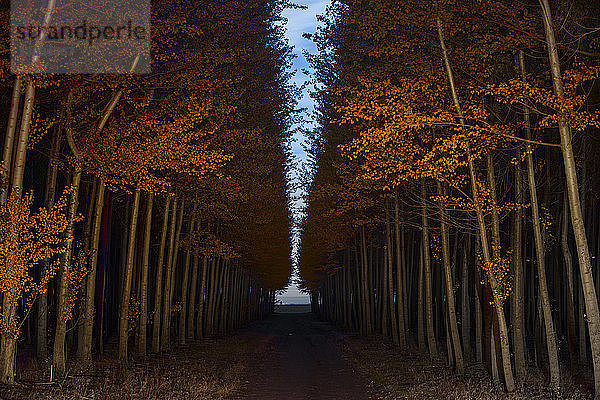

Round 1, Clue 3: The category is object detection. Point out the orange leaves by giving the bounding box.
[62,249,90,323]
[26,110,55,150]
[0,189,71,336]
[481,60,600,133]
[478,251,513,306]
[183,229,240,260]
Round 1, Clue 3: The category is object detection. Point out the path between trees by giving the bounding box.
[235,312,375,400]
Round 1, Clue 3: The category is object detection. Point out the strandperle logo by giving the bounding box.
[11,0,150,74]
[14,20,148,45]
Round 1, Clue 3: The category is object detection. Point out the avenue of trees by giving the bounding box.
[0,0,293,384]
[299,0,600,397]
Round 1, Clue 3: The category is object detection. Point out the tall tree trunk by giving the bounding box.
[212,258,224,334]
[52,91,79,379]
[561,193,579,369]
[196,256,208,339]
[78,178,106,363]
[461,237,471,359]
[97,193,113,355]
[168,200,185,315]
[437,182,464,373]
[187,253,200,339]
[474,235,483,363]
[206,260,217,336]
[418,240,425,350]
[36,123,61,360]
[401,225,409,330]
[539,2,600,396]
[219,261,230,335]
[525,129,560,391]
[421,181,437,358]
[0,80,26,371]
[118,188,141,368]
[152,196,175,353]
[152,197,171,353]
[179,207,197,344]
[137,192,153,356]
[0,76,22,205]
[486,154,506,382]
[9,82,35,198]
[512,138,526,379]
[394,195,406,345]
[518,56,560,389]
[382,244,389,337]
[360,227,372,334]
[76,179,96,353]
[437,18,514,391]
[52,168,81,378]
[161,198,179,351]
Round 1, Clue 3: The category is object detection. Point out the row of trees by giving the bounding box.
[299,0,600,397]
[0,0,292,384]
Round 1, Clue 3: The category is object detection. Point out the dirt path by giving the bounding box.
[234,312,375,400]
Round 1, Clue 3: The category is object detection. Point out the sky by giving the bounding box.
[277,0,330,304]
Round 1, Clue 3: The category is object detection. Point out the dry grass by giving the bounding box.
[338,334,593,400]
[0,334,267,400]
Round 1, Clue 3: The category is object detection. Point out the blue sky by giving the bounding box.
[279,0,330,301]
[283,0,329,161]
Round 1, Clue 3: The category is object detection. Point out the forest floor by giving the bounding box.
[236,312,375,399]
[340,332,593,399]
[0,334,257,400]
[0,314,594,399]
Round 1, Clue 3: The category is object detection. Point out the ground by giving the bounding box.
[341,333,592,399]
[237,312,374,399]
[0,313,594,399]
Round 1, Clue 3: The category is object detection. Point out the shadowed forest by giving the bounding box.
[1,0,600,399]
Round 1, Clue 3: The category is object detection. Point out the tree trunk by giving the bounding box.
[418,239,425,350]
[152,197,171,353]
[394,195,406,345]
[161,198,179,351]
[486,154,507,383]
[196,256,208,339]
[474,235,483,363]
[10,82,35,198]
[118,188,141,368]
[382,244,389,337]
[76,179,96,352]
[0,77,25,381]
[437,182,464,373]
[52,91,79,379]
[168,200,185,314]
[461,237,471,359]
[137,192,153,356]
[525,130,560,391]
[78,178,106,363]
[52,168,81,377]
[179,207,197,344]
[360,227,372,334]
[539,2,600,396]
[187,253,200,339]
[421,181,437,358]
[512,135,526,379]
[561,192,579,368]
[36,123,61,360]
[0,76,22,205]
[208,258,220,335]
[437,18,514,391]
